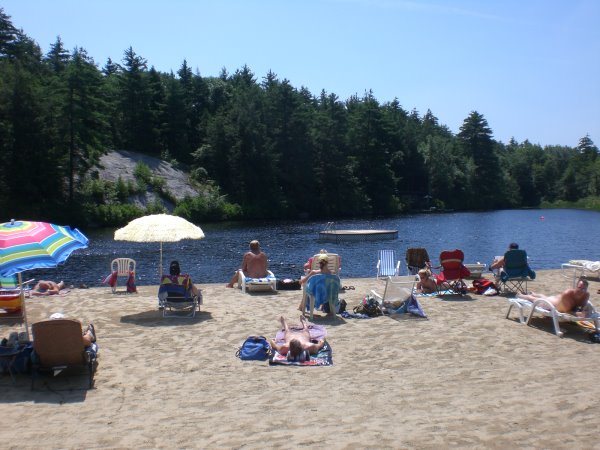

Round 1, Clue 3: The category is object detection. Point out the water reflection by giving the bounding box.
[30,209,600,287]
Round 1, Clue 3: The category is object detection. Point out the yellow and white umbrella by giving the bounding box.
[114,214,205,277]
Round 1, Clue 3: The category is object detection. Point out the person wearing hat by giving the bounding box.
[490,242,519,271]
[299,253,332,286]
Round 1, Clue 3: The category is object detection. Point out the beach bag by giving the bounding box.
[353,295,383,317]
[472,279,497,295]
[236,336,272,360]
[276,279,301,290]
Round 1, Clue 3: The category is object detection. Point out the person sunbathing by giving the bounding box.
[269,316,325,362]
[517,278,592,316]
[31,280,65,296]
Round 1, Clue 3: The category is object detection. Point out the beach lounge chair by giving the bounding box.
[405,248,430,275]
[304,274,341,320]
[376,250,400,280]
[496,249,535,294]
[506,297,600,337]
[158,274,200,318]
[561,260,600,287]
[108,258,136,294]
[0,276,33,340]
[434,249,471,295]
[371,275,416,306]
[236,270,277,294]
[31,318,98,389]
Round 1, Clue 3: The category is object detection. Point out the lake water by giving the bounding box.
[29,208,600,287]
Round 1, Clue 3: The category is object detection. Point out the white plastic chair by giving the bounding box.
[110,258,136,294]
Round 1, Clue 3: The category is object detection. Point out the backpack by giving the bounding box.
[472,278,497,295]
[236,336,273,360]
[353,295,383,317]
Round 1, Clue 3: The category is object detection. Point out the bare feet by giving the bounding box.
[226,283,234,288]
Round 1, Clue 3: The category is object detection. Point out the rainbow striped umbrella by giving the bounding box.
[0,219,89,277]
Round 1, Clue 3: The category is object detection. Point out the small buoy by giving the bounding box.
[540,216,545,220]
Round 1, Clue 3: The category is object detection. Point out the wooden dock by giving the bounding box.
[318,229,398,242]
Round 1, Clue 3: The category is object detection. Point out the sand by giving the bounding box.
[2,269,600,449]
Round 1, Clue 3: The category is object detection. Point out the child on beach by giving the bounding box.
[416,269,437,294]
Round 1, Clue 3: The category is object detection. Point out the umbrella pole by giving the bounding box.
[18,272,30,341]
[159,241,163,280]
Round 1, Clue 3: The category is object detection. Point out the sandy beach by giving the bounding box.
[2,269,600,449]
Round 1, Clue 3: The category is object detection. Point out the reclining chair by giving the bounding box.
[304,274,341,320]
[31,318,98,389]
[376,249,400,280]
[158,274,201,318]
[434,249,471,295]
[236,270,277,294]
[405,248,431,275]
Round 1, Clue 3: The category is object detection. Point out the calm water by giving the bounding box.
[30,209,600,287]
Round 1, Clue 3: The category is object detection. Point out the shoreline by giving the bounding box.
[2,269,600,448]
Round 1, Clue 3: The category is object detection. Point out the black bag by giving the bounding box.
[353,295,383,317]
[276,279,301,290]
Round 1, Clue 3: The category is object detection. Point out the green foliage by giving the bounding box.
[0,8,598,226]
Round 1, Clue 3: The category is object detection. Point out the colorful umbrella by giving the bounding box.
[0,219,89,340]
[0,219,89,277]
[114,214,204,277]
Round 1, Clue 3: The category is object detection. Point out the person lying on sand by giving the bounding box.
[31,280,65,296]
[269,316,325,362]
[517,277,592,316]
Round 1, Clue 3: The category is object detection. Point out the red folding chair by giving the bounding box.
[434,249,471,295]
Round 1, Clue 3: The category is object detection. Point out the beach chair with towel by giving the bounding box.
[434,249,471,295]
[31,318,98,389]
[158,274,201,318]
[496,249,535,294]
[506,297,600,338]
[304,274,341,320]
[376,249,400,280]
[104,258,136,294]
[236,270,277,294]
[561,260,600,287]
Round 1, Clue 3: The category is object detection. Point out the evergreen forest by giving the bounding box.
[1,9,599,228]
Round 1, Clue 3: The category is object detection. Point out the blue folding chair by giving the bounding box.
[376,250,400,280]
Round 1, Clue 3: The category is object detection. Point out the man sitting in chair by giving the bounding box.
[159,260,201,307]
[226,240,268,288]
[517,278,592,316]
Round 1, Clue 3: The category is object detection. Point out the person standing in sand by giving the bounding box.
[269,315,325,362]
[517,277,592,316]
[226,240,269,288]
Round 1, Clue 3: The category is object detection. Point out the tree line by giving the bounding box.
[1,8,598,228]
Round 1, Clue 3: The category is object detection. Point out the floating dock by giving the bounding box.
[318,229,398,242]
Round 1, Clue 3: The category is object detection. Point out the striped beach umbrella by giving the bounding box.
[0,219,89,277]
[0,219,89,340]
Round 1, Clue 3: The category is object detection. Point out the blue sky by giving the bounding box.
[4,0,599,147]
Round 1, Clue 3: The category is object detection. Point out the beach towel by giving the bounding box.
[269,340,333,366]
[274,323,327,343]
[102,271,118,288]
[386,294,427,318]
[126,272,137,293]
